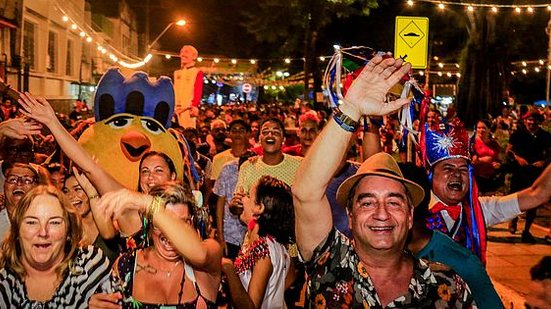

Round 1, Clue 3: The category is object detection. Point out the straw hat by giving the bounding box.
[336,152,425,208]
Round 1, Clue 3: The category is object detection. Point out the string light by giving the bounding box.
[409,1,551,10]
[250,59,256,64]
[467,5,474,12]
[527,6,534,13]
[197,57,203,62]
[214,58,220,63]
[62,16,69,22]
[438,3,445,10]
[231,59,237,64]
[284,58,291,64]
[491,6,498,13]
[407,0,414,6]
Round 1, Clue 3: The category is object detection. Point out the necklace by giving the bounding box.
[137,260,182,278]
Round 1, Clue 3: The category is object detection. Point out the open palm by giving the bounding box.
[18,92,57,127]
[344,55,411,117]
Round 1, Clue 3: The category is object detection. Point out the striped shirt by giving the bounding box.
[0,245,110,308]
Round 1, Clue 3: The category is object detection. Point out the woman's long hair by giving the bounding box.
[255,176,295,245]
[0,185,83,279]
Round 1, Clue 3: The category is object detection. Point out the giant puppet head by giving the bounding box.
[78,68,183,189]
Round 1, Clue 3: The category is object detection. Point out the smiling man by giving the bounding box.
[423,117,551,263]
[0,162,41,237]
[293,55,475,307]
[232,118,302,195]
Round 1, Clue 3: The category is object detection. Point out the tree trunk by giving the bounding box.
[457,11,506,127]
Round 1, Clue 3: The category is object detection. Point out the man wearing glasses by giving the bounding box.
[0,162,40,237]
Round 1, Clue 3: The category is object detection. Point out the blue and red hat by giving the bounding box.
[422,118,470,167]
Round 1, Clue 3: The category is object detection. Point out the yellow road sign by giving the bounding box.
[394,16,429,69]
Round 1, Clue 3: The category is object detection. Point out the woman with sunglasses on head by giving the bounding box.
[90,182,222,309]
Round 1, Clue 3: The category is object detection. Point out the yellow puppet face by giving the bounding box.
[78,113,183,189]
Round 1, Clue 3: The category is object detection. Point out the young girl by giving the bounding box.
[222,175,295,309]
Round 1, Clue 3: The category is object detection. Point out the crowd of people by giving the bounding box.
[0,54,549,308]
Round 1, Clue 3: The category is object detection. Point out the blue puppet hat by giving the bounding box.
[93,68,175,128]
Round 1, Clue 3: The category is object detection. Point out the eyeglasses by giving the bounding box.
[6,176,36,185]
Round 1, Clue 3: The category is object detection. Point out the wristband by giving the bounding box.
[147,196,166,221]
[333,107,359,132]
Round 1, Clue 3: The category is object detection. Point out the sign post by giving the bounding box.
[394,16,429,69]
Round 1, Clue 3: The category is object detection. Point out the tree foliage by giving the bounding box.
[239,0,379,99]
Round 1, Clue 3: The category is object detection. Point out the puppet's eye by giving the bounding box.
[141,119,164,135]
[106,116,132,129]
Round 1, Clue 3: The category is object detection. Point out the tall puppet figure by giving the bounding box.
[174,45,203,128]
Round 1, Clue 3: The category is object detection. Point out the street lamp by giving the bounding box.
[147,19,186,50]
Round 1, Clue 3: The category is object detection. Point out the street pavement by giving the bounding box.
[486,203,551,308]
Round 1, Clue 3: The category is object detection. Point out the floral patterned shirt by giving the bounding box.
[305,228,476,308]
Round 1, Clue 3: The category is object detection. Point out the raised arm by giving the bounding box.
[18,93,123,194]
[0,118,42,141]
[292,55,411,260]
[101,188,222,274]
[517,161,551,211]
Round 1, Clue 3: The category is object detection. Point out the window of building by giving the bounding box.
[23,20,36,70]
[66,39,73,76]
[47,31,58,73]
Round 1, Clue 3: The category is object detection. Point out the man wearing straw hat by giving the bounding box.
[293,55,475,307]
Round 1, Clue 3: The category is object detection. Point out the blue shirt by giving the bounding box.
[416,230,504,309]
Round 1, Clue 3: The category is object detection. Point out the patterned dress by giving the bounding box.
[306,228,476,308]
[0,246,110,308]
[107,249,217,309]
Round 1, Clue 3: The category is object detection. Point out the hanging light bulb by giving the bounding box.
[213,58,220,63]
[438,3,445,10]
[71,24,78,30]
[62,16,69,22]
[522,61,527,67]
[407,0,414,6]
[491,7,498,13]
[86,37,92,43]
[467,5,474,12]
[197,57,203,62]
[284,58,291,64]
[250,59,256,64]
[231,59,237,64]
[515,7,521,14]
[527,6,534,13]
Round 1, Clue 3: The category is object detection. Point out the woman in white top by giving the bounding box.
[222,175,295,309]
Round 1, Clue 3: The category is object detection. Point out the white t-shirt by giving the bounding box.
[238,236,289,309]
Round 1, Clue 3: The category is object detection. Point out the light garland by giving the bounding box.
[54,1,151,69]
[406,0,551,12]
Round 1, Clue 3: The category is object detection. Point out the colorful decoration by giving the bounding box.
[421,118,487,263]
[78,68,183,189]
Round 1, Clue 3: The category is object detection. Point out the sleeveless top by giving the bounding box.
[112,250,217,309]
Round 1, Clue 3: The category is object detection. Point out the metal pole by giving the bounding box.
[147,23,174,50]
